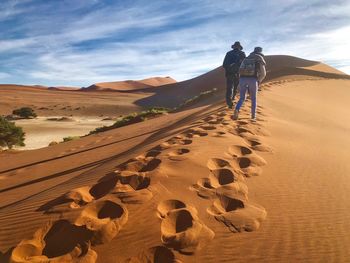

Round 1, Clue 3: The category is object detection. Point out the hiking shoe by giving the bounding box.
[251,117,256,122]
[233,110,239,120]
[228,104,233,109]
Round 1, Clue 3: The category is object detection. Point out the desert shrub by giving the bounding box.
[177,88,218,109]
[48,141,59,146]
[0,116,25,149]
[62,136,80,142]
[88,107,170,135]
[12,107,37,118]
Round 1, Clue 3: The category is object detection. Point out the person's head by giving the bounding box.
[254,47,263,53]
[231,41,243,51]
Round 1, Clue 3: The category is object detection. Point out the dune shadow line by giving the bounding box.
[0,129,165,175]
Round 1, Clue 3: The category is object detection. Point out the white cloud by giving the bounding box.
[0,72,11,79]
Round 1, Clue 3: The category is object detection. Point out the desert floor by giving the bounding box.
[14,117,115,149]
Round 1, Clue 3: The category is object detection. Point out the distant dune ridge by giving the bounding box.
[82,76,177,92]
[1,55,350,263]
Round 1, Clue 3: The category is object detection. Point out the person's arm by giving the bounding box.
[239,52,246,64]
[223,53,230,69]
[258,63,266,83]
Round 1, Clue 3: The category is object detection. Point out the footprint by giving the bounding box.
[247,139,273,152]
[216,112,228,117]
[113,188,153,204]
[199,125,216,131]
[157,199,187,218]
[256,117,267,122]
[75,199,128,245]
[125,246,182,263]
[212,131,226,137]
[10,220,97,263]
[209,169,235,186]
[239,124,271,136]
[183,128,208,138]
[167,148,190,161]
[136,150,162,160]
[193,169,247,199]
[236,156,266,177]
[220,121,231,126]
[158,200,214,254]
[237,131,260,141]
[192,178,216,199]
[153,143,172,151]
[119,158,162,173]
[42,221,94,258]
[203,116,215,122]
[227,145,253,158]
[116,171,150,190]
[120,159,147,172]
[90,177,118,199]
[206,118,223,125]
[178,139,192,145]
[163,138,193,147]
[236,120,250,126]
[139,159,162,172]
[111,171,153,204]
[207,158,231,170]
[240,134,272,152]
[236,127,255,135]
[38,186,95,213]
[207,192,267,233]
[238,155,267,167]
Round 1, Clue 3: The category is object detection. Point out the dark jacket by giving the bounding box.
[223,48,246,77]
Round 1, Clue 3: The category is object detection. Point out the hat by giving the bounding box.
[254,46,263,53]
[231,41,243,50]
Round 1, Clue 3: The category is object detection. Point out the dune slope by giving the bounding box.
[1,56,350,262]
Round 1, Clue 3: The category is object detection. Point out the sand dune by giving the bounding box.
[1,56,350,262]
[0,86,146,117]
[83,77,176,92]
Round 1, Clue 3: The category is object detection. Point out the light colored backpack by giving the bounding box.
[239,58,257,77]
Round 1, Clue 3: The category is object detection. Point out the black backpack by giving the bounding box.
[226,52,242,75]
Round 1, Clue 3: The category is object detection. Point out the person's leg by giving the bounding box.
[232,75,240,101]
[233,78,248,120]
[235,79,248,112]
[248,78,258,119]
[225,77,234,108]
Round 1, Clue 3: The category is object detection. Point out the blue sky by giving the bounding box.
[0,0,349,87]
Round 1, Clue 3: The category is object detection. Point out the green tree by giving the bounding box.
[0,117,25,149]
[12,107,37,118]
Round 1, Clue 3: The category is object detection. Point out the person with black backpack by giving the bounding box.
[233,46,266,121]
[222,41,246,109]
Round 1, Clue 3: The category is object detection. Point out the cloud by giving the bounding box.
[0,0,349,86]
[0,72,11,79]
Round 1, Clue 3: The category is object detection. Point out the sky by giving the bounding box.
[0,0,350,87]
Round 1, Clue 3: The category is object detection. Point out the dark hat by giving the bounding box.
[231,41,243,50]
[254,46,263,53]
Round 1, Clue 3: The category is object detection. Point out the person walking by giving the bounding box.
[233,47,266,121]
[222,41,246,109]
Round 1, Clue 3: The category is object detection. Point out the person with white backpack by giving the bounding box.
[233,47,266,121]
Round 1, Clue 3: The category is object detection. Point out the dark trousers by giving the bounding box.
[225,75,239,107]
